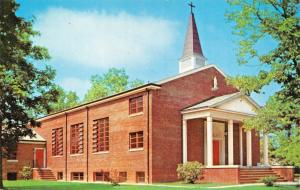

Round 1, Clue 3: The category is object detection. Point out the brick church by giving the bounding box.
[3,7,294,184]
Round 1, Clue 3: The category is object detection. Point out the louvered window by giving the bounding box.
[52,127,63,156]
[93,118,109,152]
[70,123,84,154]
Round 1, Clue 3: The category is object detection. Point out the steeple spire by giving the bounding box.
[179,2,206,73]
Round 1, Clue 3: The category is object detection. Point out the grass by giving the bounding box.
[3,180,300,190]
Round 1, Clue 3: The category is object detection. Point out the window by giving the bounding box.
[212,76,218,90]
[129,96,143,115]
[70,123,84,154]
[129,131,143,149]
[7,172,17,180]
[136,172,145,183]
[52,127,63,156]
[93,171,110,182]
[119,172,127,182]
[93,118,109,152]
[57,172,63,180]
[8,151,17,160]
[71,172,84,181]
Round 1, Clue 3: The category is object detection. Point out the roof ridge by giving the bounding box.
[156,64,226,85]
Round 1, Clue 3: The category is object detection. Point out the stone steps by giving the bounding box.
[36,169,56,181]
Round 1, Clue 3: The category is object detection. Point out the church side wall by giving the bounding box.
[151,67,239,182]
[35,91,149,183]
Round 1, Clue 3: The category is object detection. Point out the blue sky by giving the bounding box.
[16,0,278,105]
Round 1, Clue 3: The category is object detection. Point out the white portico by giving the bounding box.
[181,92,269,167]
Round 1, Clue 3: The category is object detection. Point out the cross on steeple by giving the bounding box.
[188,2,195,14]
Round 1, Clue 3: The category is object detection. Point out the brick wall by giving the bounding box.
[35,91,150,183]
[151,67,239,182]
[233,123,240,165]
[187,119,204,163]
[202,167,240,184]
[252,130,260,166]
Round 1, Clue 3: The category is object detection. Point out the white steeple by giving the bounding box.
[179,4,206,73]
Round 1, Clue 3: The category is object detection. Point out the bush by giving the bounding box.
[259,176,277,186]
[109,169,120,186]
[176,161,203,184]
[19,165,32,180]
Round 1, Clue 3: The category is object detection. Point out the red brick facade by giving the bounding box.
[4,66,264,183]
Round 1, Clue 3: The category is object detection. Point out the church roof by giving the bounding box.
[181,13,204,59]
[19,129,46,142]
[156,64,225,84]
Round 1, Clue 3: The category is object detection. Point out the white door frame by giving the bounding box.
[34,148,46,168]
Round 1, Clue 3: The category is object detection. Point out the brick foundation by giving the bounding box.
[202,167,240,184]
[271,166,294,182]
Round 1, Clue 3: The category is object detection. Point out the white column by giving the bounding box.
[228,120,234,165]
[206,116,213,167]
[239,126,243,166]
[182,119,187,163]
[263,134,269,166]
[246,130,252,166]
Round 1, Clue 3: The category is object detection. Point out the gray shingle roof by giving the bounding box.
[20,129,45,142]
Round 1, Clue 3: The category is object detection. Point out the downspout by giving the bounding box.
[86,106,89,182]
[146,89,150,184]
[65,112,68,181]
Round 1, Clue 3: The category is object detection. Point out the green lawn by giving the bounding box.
[3,180,299,190]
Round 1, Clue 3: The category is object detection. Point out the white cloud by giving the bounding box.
[59,77,91,98]
[34,8,178,68]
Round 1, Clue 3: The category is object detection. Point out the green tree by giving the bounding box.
[84,68,144,102]
[0,0,58,188]
[226,0,299,165]
[49,86,79,113]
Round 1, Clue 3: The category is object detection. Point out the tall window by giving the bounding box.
[93,118,109,152]
[212,76,218,90]
[52,127,63,156]
[70,123,84,154]
[129,131,143,149]
[129,96,143,115]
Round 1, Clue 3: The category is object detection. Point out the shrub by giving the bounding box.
[259,176,277,186]
[109,169,120,186]
[176,161,203,184]
[19,165,32,180]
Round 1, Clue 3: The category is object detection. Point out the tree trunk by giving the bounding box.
[0,124,3,189]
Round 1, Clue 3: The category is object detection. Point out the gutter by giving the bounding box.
[65,112,68,181]
[146,89,150,184]
[86,106,89,182]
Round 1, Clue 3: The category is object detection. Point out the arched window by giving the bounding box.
[212,76,218,90]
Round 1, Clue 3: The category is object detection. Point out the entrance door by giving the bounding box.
[213,140,220,165]
[35,148,45,168]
